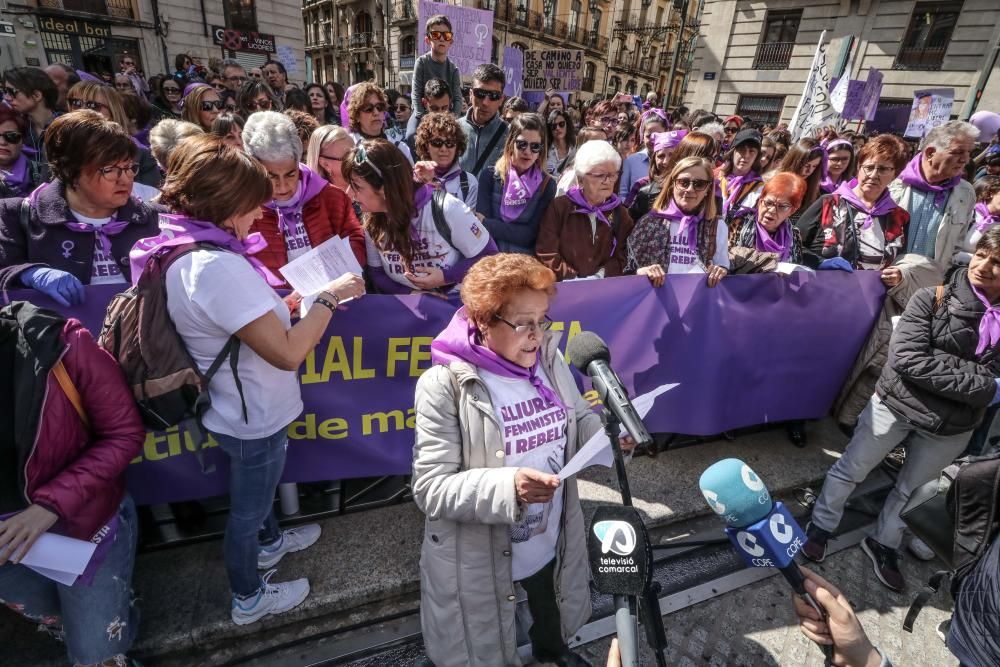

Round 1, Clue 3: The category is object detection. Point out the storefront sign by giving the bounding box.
[211,26,276,54]
[38,16,111,37]
[0,20,16,37]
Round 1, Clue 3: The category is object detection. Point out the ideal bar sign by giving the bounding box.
[38,17,111,37]
[212,26,276,54]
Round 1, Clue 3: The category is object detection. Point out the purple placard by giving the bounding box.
[839,81,866,120]
[417,0,494,76]
[4,271,885,505]
[859,68,883,122]
[503,47,523,98]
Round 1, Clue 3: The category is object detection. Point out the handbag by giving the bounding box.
[900,465,958,570]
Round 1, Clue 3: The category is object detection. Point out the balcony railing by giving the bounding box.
[348,31,376,48]
[658,52,672,71]
[893,45,947,71]
[485,0,604,51]
[390,0,416,23]
[752,41,794,70]
[50,0,136,19]
[399,54,415,70]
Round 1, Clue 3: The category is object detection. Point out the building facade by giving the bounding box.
[687,0,1000,129]
[303,0,389,87]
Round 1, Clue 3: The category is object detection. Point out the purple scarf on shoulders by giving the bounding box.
[26,182,132,256]
[500,165,543,222]
[565,185,621,257]
[897,154,962,208]
[819,139,853,194]
[431,307,567,409]
[647,199,703,253]
[1,153,30,196]
[722,171,761,217]
[263,164,328,235]
[971,284,1000,356]
[130,213,283,287]
[975,202,999,233]
[834,179,897,230]
[754,213,792,261]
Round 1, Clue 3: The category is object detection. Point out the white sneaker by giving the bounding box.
[231,570,310,626]
[257,524,322,569]
[908,536,936,561]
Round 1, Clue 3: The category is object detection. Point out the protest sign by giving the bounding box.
[6,272,885,505]
[789,31,837,140]
[858,68,883,121]
[503,46,523,98]
[417,0,493,75]
[904,88,954,138]
[523,49,583,91]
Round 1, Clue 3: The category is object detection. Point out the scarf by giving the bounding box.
[975,202,999,233]
[722,171,761,217]
[65,218,131,257]
[435,164,461,188]
[647,199,703,253]
[565,185,620,257]
[972,284,1000,356]
[430,307,567,409]
[754,215,792,261]
[1,153,30,196]
[263,165,327,236]
[898,154,962,208]
[414,182,434,211]
[820,139,854,194]
[652,130,687,153]
[500,165,543,222]
[129,213,283,287]
[834,179,898,230]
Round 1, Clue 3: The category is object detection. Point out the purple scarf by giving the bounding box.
[65,219,131,257]
[722,171,761,217]
[755,215,792,261]
[500,165,543,222]
[972,284,1000,356]
[565,185,621,257]
[647,199,703,253]
[975,202,999,233]
[1,153,30,196]
[435,164,461,187]
[898,154,962,208]
[414,182,434,211]
[834,179,897,230]
[130,214,283,287]
[430,307,567,409]
[264,164,328,235]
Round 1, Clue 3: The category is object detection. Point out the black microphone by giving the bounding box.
[567,332,653,448]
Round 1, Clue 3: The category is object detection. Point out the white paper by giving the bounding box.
[776,262,813,275]
[20,532,97,585]
[278,235,363,297]
[558,383,678,480]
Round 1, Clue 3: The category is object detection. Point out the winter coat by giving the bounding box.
[411,331,601,667]
[796,193,910,270]
[888,178,976,276]
[726,208,804,271]
[876,269,1000,435]
[535,195,635,280]
[458,111,509,181]
[477,166,556,255]
[0,302,144,540]
[0,180,161,289]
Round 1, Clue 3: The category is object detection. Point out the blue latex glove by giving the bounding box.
[20,267,85,307]
[991,379,1000,406]
[817,257,855,273]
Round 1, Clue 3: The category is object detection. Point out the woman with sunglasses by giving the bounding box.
[414,112,478,208]
[625,156,730,288]
[546,109,576,178]
[0,107,42,198]
[819,138,857,194]
[716,128,765,221]
[237,80,281,118]
[181,83,225,131]
[241,111,365,282]
[305,83,338,125]
[153,76,184,119]
[345,139,496,294]
[0,111,160,304]
[477,113,556,255]
[2,67,59,171]
[346,82,414,164]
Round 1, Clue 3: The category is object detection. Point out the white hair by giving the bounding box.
[699,121,725,142]
[148,119,204,169]
[573,139,622,176]
[242,111,303,163]
[921,120,980,152]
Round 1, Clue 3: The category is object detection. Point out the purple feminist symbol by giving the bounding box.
[61,240,75,258]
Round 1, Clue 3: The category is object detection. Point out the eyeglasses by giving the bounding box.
[495,314,553,336]
[2,87,21,99]
[599,116,617,126]
[674,177,711,192]
[360,102,387,114]
[827,156,851,163]
[319,153,346,163]
[225,104,238,112]
[514,139,543,154]
[472,88,503,102]
[0,131,22,144]
[68,98,110,113]
[162,87,181,95]
[395,105,411,112]
[211,83,228,92]
[200,100,225,111]
[724,126,739,134]
[429,138,457,149]
[550,120,566,129]
[225,75,248,84]
[96,163,140,181]
[247,98,272,111]
[584,172,616,183]
[759,198,793,213]
[427,30,454,42]
[859,163,894,177]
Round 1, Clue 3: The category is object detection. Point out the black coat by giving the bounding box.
[876,270,1000,435]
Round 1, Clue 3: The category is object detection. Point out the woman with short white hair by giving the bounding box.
[535,139,635,280]
[242,111,364,282]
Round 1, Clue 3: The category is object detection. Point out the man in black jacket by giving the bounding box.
[803,227,1000,591]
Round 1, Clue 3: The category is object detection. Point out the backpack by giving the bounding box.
[98,243,247,470]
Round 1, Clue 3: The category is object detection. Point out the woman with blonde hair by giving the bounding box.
[181,83,225,131]
[306,124,355,192]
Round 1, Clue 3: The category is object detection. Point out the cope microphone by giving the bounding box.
[566,332,653,449]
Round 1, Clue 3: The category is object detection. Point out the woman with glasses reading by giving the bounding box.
[346,82,414,164]
[625,156,730,288]
[477,113,556,255]
[0,111,159,304]
[0,107,42,198]
[414,111,478,208]
[181,83,225,131]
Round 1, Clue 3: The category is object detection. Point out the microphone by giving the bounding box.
[588,504,653,597]
[567,332,653,448]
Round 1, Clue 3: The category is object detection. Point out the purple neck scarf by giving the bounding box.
[648,199,703,253]
[435,164,461,185]
[834,179,897,230]
[500,165,543,222]
[130,214,283,287]
[971,284,1000,356]
[819,139,853,194]
[414,182,434,211]
[898,154,961,208]
[754,215,792,261]
[975,202,999,233]
[264,164,328,235]
[722,171,761,217]
[565,185,621,257]
[66,218,131,257]
[1,153,30,196]
[430,307,567,409]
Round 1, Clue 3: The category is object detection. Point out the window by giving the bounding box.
[224,0,257,32]
[568,0,581,39]
[583,61,596,92]
[492,37,500,65]
[626,80,636,95]
[753,9,801,70]
[735,94,785,126]
[894,2,961,70]
[609,75,621,93]
[401,35,415,56]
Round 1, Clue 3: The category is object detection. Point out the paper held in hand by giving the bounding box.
[278,236,363,297]
[558,383,678,481]
[20,533,98,586]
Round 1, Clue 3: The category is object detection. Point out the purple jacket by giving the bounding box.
[0,180,161,290]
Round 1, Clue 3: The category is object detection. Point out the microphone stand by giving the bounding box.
[603,409,669,667]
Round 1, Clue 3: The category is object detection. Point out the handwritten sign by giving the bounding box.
[417,0,494,76]
[503,47,523,98]
[837,80,866,120]
[857,68,883,121]
[523,49,583,91]
[904,88,954,139]
[789,31,837,140]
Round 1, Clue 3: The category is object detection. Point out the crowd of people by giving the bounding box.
[1,12,1000,666]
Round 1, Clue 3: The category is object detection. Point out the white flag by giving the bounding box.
[830,37,855,115]
[788,31,838,141]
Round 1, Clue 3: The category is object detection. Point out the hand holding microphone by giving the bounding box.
[793,567,883,667]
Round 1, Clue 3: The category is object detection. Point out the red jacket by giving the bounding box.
[251,183,366,286]
[1,303,145,540]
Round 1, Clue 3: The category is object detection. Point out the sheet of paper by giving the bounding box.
[20,532,97,585]
[559,383,678,481]
[278,235,363,297]
[776,262,813,275]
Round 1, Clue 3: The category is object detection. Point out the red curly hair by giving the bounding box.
[461,254,556,327]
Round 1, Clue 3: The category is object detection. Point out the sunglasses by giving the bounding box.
[724,126,739,133]
[2,87,20,98]
[429,138,457,149]
[360,103,387,114]
[225,104,238,112]
[68,98,110,113]
[0,131,22,144]
[549,120,566,129]
[472,88,503,102]
[115,82,133,90]
[200,100,225,111]
[354,144,383,178]
[514,139,543,154]
[247,99,272,111]
[319,153,346,162]
[674,177,712,192]
[163,87,181,95]
[427,30,454,42]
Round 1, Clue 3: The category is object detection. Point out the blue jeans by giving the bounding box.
[214,428,288,598]
[0,495,139,665]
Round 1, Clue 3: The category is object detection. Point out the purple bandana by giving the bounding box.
[971,284,1000,356]
[263,164,327,235]
[975,202,999,233]
[898,154,961,208]
[1,153,30,197]
[648,199,703,253]
[130,214,284,287]
[500,165,543,222]
[65,219,131,257]
[834,179,897,230]
[755,214,792,261]
[431,307,567,409]
[820,139,854,194]
[565,186,621,257]
[721,172,761,217]
[652,130,687,153]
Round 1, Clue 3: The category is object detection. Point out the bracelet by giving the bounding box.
[315,295,339,313]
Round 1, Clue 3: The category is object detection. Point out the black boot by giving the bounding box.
[786,421,806,448]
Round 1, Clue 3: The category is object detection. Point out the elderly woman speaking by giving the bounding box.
[535,139,635,280]
[413,253,632,667]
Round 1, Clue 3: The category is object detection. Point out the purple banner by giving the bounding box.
[503,47,523,98]
[417,0,493,76]
[4,272,886,505]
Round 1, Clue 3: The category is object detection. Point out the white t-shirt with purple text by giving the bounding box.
[71,209,127,286]
[666,217,730,274]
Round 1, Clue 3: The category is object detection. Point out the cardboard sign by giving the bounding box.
[904,88,954,138]
[417,0,494,75]
[523,49,583,91]
[858,68,883,121]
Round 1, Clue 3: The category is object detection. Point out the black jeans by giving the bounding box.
[518,558,567,660]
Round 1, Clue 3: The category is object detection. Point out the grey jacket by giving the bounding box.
[888,178,975,276]
[458,110,509,180]
[412,332,601,667]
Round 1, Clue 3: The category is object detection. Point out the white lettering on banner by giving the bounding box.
[789,30,838,141]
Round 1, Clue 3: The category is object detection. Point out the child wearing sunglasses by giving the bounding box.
[410,14,464,131]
